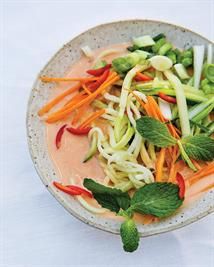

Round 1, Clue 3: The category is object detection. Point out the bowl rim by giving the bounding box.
[26,19,214,237]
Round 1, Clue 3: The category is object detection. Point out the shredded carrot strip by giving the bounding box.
[191,159,202,170]
[72,105,89,125]
[143,102,152,116]
[38,83,81,116]
[64,91,86,107]
[167,123,180,139]
[146,96,180,139]
[187,163,214,185]
[131,91,146,108]
[168,147,180,182]
[147,96,165,122]
[155,148,166,182]
[46,73,119,123]
[40,76,98,83]
[82,83,92,95]
[188,183,214,198]
[79,109,106,128]
[147,96,159,119]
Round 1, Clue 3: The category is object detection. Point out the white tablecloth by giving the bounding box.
[1,1,214,266]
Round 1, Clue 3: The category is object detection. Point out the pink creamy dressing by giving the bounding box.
[46,43,213,222]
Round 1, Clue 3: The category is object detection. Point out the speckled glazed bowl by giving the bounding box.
[27,20,214,236]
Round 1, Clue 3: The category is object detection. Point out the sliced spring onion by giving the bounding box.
[81,46,94,59]
[191,103,214,122]
[207,44,213,64]
[164,70,190,137]
[150,55,173,71]
[133,35,155,47]
[174,64,190,80]
[158,98,172,120]
[193,45,205,89]
[188,97,214,120]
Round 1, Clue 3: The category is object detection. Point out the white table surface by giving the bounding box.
[1,1,214,266]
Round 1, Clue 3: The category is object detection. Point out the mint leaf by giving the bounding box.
[120,219,140,252]
[129,183,183,218]
[182,135,214,161]
[136,117,177,147]
[83,178,131,212]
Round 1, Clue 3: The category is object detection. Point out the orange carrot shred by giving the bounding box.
[40,76,98,83]
[64,91,86,107]
[79,109,106,128]
[82,83,92,95]
[191,159,202,170]
[187,163,214,185]
[131,91,146,108]
[72,105,89,125]
[155,148,166,182]
[46,73,119,123]
[38,83,81,116]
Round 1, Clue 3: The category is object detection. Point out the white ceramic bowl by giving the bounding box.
[27,20,214,236]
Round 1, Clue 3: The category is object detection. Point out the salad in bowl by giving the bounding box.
[29,22,214,252]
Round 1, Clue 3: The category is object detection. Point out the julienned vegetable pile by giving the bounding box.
[38,33,214,252]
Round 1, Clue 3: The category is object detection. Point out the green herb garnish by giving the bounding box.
[129,182,183,217]
[136,117,214,170]
[120,219,140,252]
[182,135,214,161]
[136,117,177,147]
[83,178,130,212]
[84,179,183,253]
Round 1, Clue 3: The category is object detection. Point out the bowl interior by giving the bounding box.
[27,20,214,236]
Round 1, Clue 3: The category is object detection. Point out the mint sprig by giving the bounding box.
[84,178,183,253]
[83,178,130,212]
[182,135,214,161]
[136,117,214,169]
[136,117,177,147]
[120,219,140,252]
[129,182,183,217]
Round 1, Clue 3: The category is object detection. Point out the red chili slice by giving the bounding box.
[67,185,93,198]
[53,181,81,195]
[86,64,111,76]
[176,172,186,199]
[55,124,67,149]
[135,72,153,82]
[66,127,91,135]
[158,92,177,104]
[88,69,110,91]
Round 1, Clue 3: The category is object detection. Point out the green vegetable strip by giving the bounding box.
[113,125,135,150]
[119,64,149,117]
[191,103,214,122]
[83,134,97,163]
[207,44,213,64]
[177,140,197,171]
[158,43,172,56]
[193,45,205,89]
[188,98,214,120]
[164,70,191,137]
[153,33,166,42]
